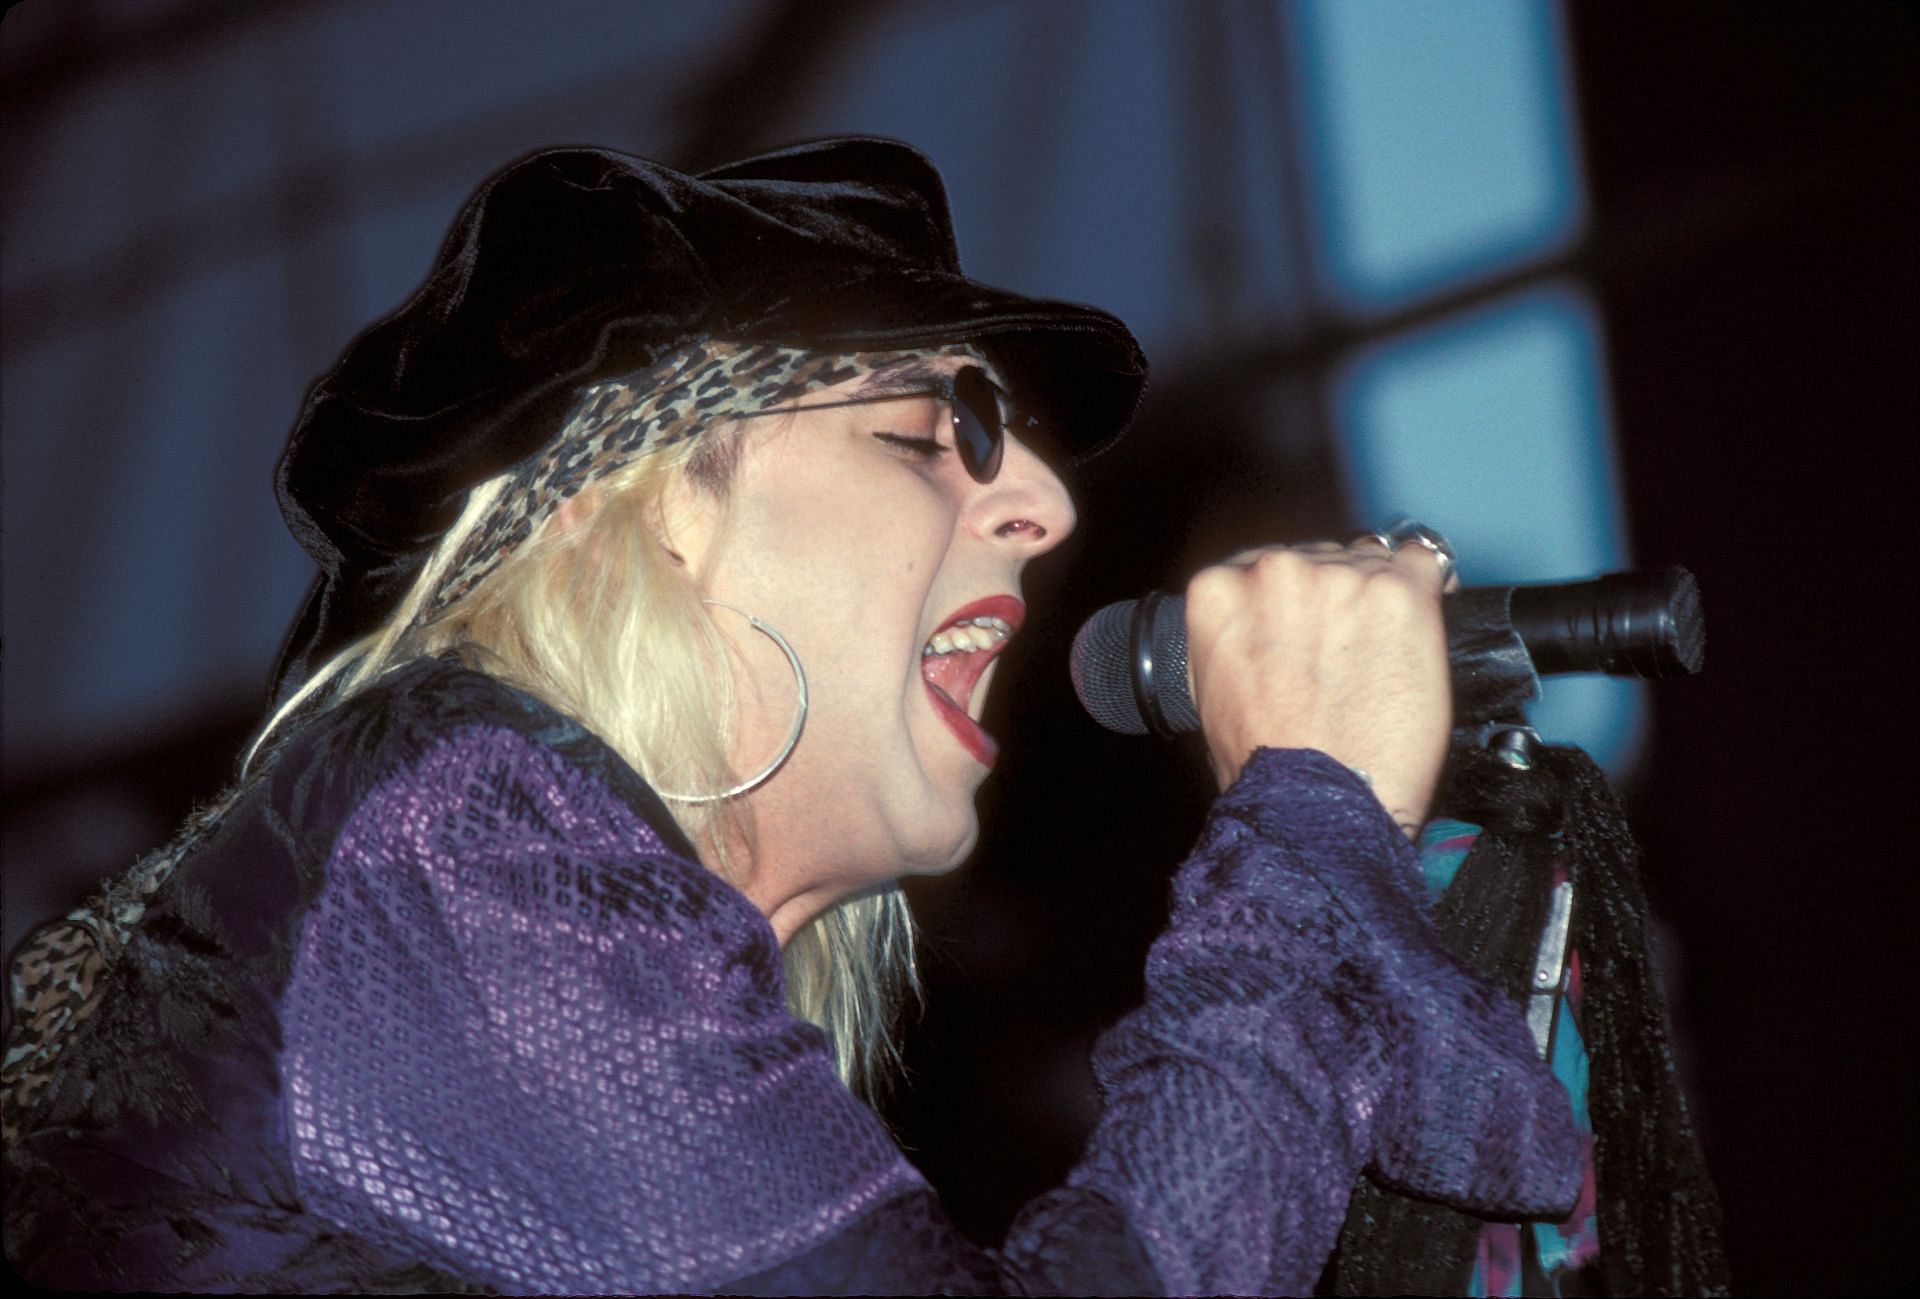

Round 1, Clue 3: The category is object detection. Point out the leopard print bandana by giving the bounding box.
[427,338,986,616]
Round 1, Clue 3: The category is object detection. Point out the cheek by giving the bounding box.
[751,492,950,621]
[723,443,960,701]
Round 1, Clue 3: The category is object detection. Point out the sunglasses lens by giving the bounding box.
[952,365,1005,483]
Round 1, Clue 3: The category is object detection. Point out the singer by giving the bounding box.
[2,142,1577,1294]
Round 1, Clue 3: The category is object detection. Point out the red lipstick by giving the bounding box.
[921,595,1024,767]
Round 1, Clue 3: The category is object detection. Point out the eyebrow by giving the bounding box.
[855,360,957,398]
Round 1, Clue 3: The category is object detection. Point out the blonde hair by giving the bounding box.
[247,416,918,1099]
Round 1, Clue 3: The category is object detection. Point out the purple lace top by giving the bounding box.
[4,657,1577,1294]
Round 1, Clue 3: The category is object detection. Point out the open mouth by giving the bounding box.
[920,594,1024,767]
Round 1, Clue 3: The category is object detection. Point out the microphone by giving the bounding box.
[1070,566,1704,737]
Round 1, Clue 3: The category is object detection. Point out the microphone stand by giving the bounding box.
[1320,597,1732,1296]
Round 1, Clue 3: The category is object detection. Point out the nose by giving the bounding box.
[969,433,1077,554]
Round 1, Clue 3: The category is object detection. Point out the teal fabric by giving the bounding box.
[1416,819,1603,1296]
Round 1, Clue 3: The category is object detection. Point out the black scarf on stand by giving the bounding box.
[1322,740,1730,1297]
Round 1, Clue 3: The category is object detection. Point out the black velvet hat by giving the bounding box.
[271,138,1147,703]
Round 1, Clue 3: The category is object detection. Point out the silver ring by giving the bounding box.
[1380,516,1457,586]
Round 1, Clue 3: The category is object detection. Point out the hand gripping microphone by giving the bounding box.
[1069,566,1704,737]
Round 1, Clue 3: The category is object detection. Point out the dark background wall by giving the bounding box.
[1568,8,1914,1291]
[4,4,1914,1294]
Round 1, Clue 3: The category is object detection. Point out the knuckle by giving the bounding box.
[1185,565,1235,608]
[1366,568,1424,608]
[1245,547,1305,590]
[1184,566,1241,628]
[1392,541,1449,579]
[1317,559,1368,599]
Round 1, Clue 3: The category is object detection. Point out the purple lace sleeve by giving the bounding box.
[1063,748,1581,1296]
[274,700,1572,1296]
[278,723,928,1295]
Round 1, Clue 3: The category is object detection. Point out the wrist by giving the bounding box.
[1343,766,1424,841]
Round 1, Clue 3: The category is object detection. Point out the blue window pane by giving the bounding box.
[1331,287,1644,772]
[1291,0,1584,312]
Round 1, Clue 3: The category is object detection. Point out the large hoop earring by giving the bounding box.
[654,600,809,804]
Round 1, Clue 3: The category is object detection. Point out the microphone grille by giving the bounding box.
[1667,566,1706,676]
[1148,595,1200,733]
[1069,600,1149,734]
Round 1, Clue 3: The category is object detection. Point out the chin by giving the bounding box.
[895,798,979,879]
[885,724,985,869]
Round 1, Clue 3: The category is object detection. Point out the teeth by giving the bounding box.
[922,615,1014,656]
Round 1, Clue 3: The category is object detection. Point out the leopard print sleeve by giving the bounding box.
[2,788,239,1145]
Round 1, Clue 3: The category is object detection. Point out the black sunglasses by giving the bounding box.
[735,364,1029,483]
